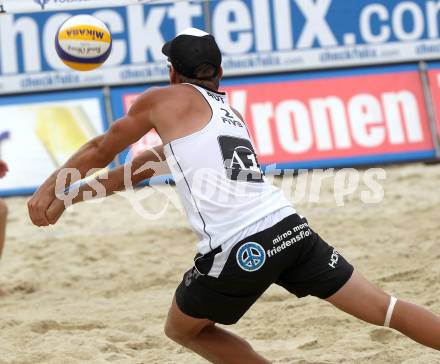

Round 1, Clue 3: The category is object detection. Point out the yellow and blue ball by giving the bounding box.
[55,15,112,72]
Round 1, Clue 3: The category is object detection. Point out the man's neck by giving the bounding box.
[190,80,218,91]
[176,77,219,92]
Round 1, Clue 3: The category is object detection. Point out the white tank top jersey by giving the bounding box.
[163,84,295,255]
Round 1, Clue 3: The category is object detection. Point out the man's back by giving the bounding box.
[144,83,213,145]
[158,83,292,256]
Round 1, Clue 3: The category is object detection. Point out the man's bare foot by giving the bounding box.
[0,287,8,296]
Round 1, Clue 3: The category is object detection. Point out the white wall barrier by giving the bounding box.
[2,1,440,94]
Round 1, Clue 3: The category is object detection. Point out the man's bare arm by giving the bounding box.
[73,145,169,203]
[28,88,159,227]
[44,145,170,225]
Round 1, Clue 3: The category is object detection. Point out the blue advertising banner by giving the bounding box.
[1,1,440,94]
[209,0,440,76]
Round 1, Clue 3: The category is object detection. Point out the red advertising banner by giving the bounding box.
[223,69,434,167]
[111,66,435,169]
[428,66,440,144]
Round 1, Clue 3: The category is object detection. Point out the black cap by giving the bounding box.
[162,28,222,79]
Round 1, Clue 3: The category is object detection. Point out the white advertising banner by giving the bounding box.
[1,1,440,94]
[0,0,189,13]
[0,89,108,196]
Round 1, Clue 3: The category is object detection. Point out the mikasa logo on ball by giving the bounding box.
[66,29,106,41]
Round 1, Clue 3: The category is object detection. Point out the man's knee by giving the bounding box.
[165,320,197,345]
[165,296,215,345]
[164,317,214,346]
[164,320,182,343]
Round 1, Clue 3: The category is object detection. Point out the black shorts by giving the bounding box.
[175,214,354,325]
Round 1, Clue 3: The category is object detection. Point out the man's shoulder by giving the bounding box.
[128,84,195,117]
[136,84,196,104]
[128,84,199,131]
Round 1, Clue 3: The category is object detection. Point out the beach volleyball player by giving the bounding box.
[28,28,440,361]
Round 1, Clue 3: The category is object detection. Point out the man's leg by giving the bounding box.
[326,270,440,350]
[0,198,8,296]
[0,198,7,259]
[164,297,270,364]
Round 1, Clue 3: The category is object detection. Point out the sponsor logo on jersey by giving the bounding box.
[184,268,201,287]
[218,136,263,183]
[267,223,311,258]
[328,249,340,269]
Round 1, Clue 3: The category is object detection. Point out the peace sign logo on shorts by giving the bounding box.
[236,242,266,272]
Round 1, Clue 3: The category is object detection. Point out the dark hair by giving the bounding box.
[176,63,221,89]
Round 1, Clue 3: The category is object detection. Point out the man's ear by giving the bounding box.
[218,67,224,79]
[170,67,178,84]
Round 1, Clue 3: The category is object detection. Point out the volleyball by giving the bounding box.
[55,15,112,71]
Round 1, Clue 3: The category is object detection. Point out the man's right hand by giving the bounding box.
[46,198,67,225]
[28,178,57,227]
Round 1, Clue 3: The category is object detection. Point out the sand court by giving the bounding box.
[1,163,439,364]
